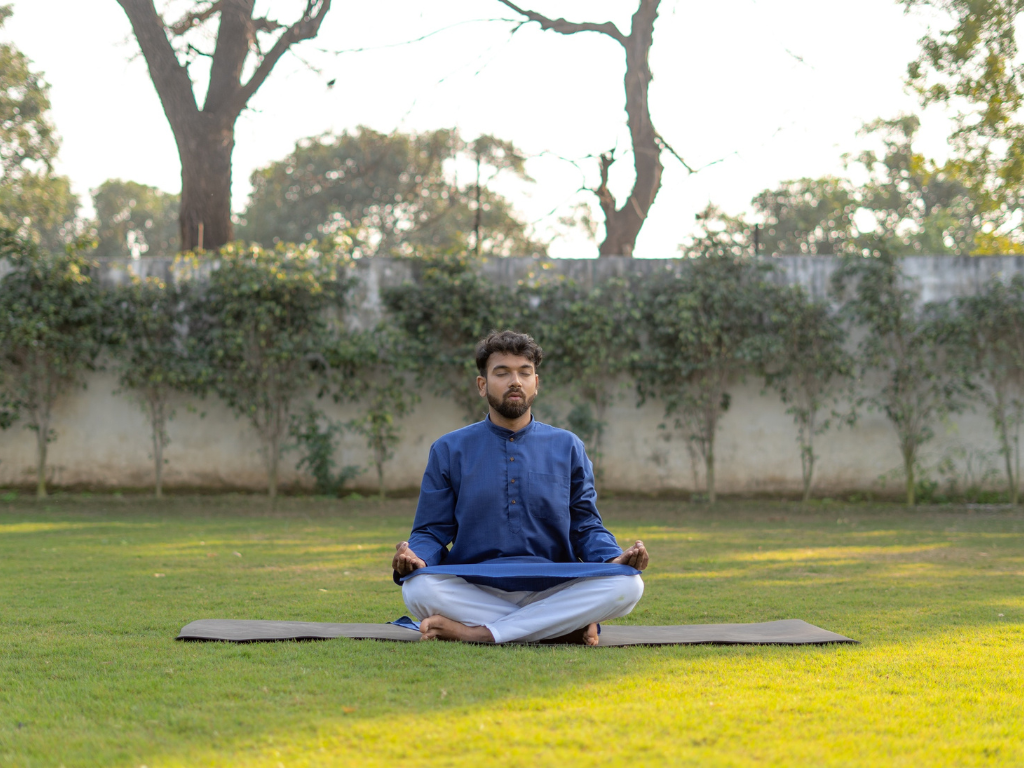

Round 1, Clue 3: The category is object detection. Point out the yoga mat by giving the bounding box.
[175,618,857,646]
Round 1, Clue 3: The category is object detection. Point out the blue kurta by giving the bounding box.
[396,415,625,588]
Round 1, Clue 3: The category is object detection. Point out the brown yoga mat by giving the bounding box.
[175,618,857,646]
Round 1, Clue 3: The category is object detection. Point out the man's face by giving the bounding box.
[477,352,539,420]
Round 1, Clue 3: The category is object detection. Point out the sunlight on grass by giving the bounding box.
[1,497,1021,767]
[162,626,1024,768]
[0,521,137,534]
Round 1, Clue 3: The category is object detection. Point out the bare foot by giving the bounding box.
[419,615,495,643]
[583,622,600,646]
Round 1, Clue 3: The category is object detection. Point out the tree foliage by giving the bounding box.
[239,127,544,258]
[384,254,522,423]
[946,275,1024,504]
[0,232,103,497]
[763,287,854,501]
[530,276,637,483]
[697,115,995,256]
[0,5,78,252]
[635,255,775,503]
[831,246,965,505]
[192,240,352,498]
[903,0,1024,239]
[107,278,207,497]
[343,328,417,498]
[92,179,179,259]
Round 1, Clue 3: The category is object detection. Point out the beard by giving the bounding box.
[487,388,536,420]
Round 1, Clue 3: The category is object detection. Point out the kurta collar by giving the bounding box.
[484,413,536,439]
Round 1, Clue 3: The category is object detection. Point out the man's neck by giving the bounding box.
[488,408,532,433]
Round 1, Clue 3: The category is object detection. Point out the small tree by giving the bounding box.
[341,328,416,499]
[831,247,964,505]
[531,276,637,484]
[0,233,103,497]
[948,275,1024,504]
[384,254,522,423]
[193,241,351,498]
[107,278,207,497]
[636,255,774,503]
[762,286,854,502]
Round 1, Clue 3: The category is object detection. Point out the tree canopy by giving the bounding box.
[0,5,78,252]
[238,127,545,258]
[91,179,179,259]
[692,115,1003,257]
[904,0,1024,221]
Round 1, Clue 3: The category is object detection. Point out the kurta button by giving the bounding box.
[510,479,515,484]
[510,437,514,441]
[510,457,514,461]
[511,500,516,504]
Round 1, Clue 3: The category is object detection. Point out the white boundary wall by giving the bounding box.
[1,255,1021,496]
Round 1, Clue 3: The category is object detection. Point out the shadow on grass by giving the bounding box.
[0,497,1021,766]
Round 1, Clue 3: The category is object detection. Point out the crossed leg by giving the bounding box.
[401,573,644,645]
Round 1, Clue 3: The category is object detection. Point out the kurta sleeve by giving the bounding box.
[567,438,622,563]
[396,442,458,584]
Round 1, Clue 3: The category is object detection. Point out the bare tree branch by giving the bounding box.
[317,18,512,56]
[253,16,283,34]
[655,131,695,174]
[494,0,626,44]
[169,1,223,36]
[187,43,213,59]
[231,0,331,114]
[118,0,199,128]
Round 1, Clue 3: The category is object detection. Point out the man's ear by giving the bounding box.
[476,374,487,398]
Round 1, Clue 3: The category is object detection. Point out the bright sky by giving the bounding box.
[7,0,952,258]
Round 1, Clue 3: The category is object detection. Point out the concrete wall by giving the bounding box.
[1,255,1021,496]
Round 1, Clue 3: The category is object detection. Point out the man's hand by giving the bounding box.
[392,541,426,575]
[610,539,649,571]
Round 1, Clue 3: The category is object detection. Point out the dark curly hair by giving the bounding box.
[475,329,543,375]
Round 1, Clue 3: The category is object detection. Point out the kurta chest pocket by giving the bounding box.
[527,472,570,518]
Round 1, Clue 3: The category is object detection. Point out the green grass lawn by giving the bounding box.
[0,495,1021,767]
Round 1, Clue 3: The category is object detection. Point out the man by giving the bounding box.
[392,329,649,645]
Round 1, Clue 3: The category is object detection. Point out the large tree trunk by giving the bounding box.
[177,116,235,251]
[596,1,664,257]
[117,0,332,254]
[497,0,664,258]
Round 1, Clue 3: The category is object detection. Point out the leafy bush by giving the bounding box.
[635,256,776,503]
[0,232,104,497]
[191,241,354,498]
[107,277,208,497]
[384,254,525,423]
[287,405,361,496]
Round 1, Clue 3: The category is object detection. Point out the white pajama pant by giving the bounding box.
[402,573,644,644]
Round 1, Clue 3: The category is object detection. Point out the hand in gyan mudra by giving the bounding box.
[393,541,426,575]
[610,539,649,571]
